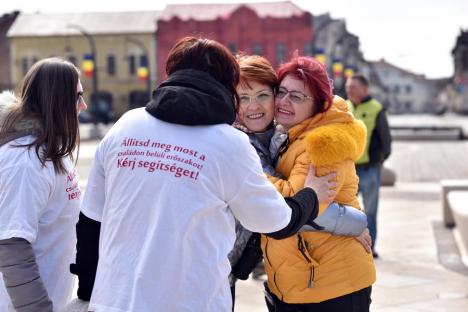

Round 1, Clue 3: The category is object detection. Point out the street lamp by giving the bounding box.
[68,24,102,137]
[68,24,99,103]
[125,37,151,99]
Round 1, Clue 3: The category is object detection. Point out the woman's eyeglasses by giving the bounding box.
[76,91,84,104]
[275,87,312,104]
[239,90,274,107]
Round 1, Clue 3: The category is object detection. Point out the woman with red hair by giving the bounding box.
[262,55,376,311]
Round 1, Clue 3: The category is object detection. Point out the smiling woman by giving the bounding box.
[236,55,277,133]
[229,54,371,311]
[237,81,275,132]
[263,55,375,312]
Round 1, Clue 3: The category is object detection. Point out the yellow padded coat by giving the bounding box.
[262,96,376,303]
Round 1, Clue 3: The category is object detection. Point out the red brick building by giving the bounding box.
[156,1,313,82]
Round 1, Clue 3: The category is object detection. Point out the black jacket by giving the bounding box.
[368,108,392,164]
[361,96,392,166]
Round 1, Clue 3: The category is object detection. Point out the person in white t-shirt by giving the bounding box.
[0,58,87,312]
[71,37,332,312]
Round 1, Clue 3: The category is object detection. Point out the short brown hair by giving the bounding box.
[237,54,278,90]
[165,37,240,107]
[350,74,369,87]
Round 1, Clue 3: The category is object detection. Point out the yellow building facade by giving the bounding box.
[8,12,160,117]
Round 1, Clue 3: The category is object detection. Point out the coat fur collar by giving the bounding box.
[289,95,367,166]
[0,91,41,146]
[304,119,367,166]
[0,91,18,126]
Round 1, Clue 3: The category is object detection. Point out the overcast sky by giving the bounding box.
[2,0,467,79]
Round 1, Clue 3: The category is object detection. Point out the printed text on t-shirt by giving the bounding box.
[66,170,81,200]
[116,138,206,180]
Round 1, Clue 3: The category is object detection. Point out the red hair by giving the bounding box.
[277,56,333,114]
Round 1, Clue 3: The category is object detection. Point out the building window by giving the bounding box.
[68,55,77,66]
[405,101,412,111]
[252,43,262,55]
[107,54,116,76]
[394,85,400,94]
[304,42,313,56]
[21,58,28,75]
[228,43,237,54]
[139,55,148,68]
[276,43,286,64]
[128,55,136,75]
[406,85,412,94]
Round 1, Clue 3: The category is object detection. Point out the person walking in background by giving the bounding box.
[0,58,86,312]
[346,74,392,258]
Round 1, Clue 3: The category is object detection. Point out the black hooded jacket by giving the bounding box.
[146,69,236,126]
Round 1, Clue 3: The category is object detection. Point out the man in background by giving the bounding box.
[346,74,392,258]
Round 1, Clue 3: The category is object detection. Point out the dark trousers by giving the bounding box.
[265,285,372,312]
[356,163,381,250]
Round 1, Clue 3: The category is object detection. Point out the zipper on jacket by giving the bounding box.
[297,234,315,288]
[308,267,315,288]
[297,234,312,263]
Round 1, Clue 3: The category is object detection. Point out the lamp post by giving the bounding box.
[125,37,151,99]
[68,24,102,137]
[68,24,99,102]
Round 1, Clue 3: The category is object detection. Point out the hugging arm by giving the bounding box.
[300,203,367,236]
[298,165,367,236]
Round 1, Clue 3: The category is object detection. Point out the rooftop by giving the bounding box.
[8,11,161,37]
[372,58,427,80]
[159,1,306,21]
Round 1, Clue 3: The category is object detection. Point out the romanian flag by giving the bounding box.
[332,62,343,77]
[82,56,94,78]
[344,68,355,79]
[137,67,149,81]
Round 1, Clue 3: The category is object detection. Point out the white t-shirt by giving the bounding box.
[82,108,291,312]
[0,136,80,312]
